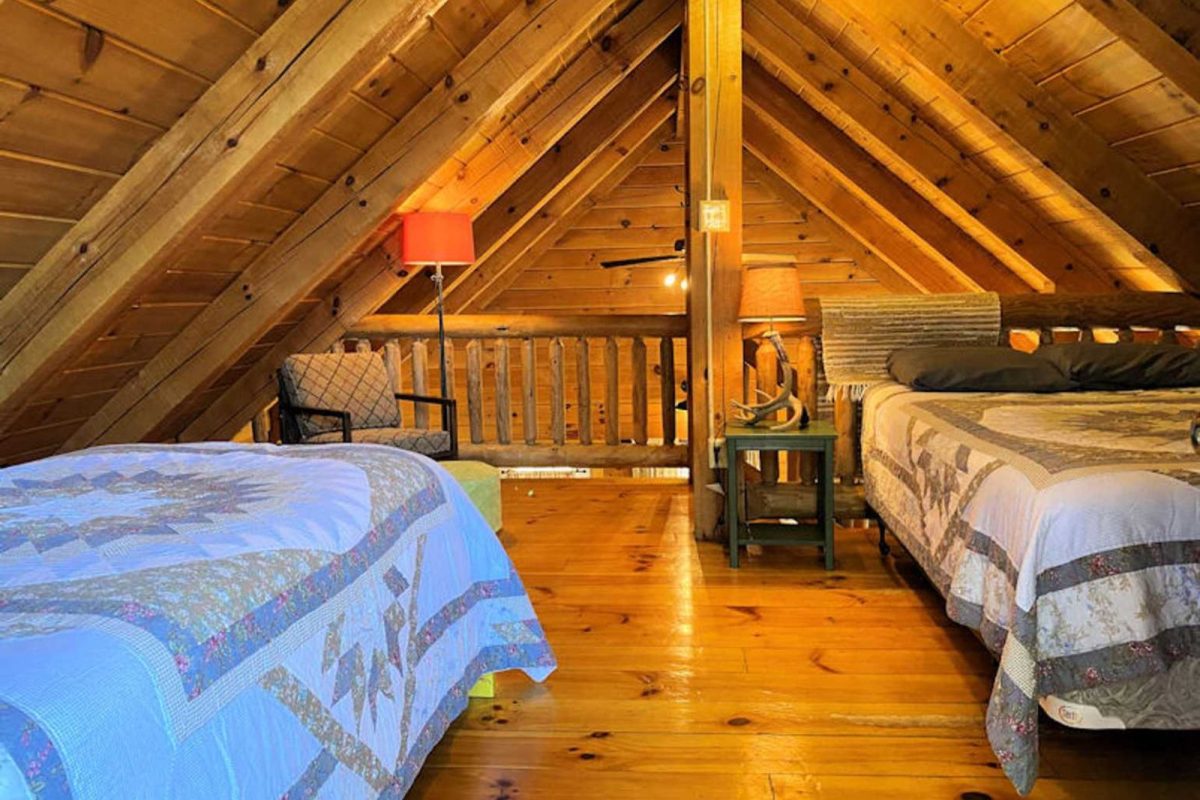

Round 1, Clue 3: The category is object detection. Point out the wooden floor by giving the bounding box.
[409,480,1200,799]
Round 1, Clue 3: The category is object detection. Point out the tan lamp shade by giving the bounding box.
[737,261,806,323]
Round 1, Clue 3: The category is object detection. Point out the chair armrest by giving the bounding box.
[394,392,453,408]
[285,405,353,443]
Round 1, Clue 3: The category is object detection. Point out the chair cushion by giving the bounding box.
[281,352,400,438]
[442,460,502,531]
[304,427,451,456]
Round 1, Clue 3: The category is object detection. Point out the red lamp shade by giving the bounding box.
[400,212,476,265]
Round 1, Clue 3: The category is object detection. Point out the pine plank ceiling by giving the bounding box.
[0,0,1195,462]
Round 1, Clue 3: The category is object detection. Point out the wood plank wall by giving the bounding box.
[484,138,887,315]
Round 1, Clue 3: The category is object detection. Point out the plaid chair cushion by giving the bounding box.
[280,352,400,439]
[304,427,452,456]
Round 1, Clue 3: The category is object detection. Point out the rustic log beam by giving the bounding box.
[447,94,680,312]
[744,0,1114,293]
[351,313,688,339]
[746,58,1027,294]
[605,336,621,447]
[458,443,689,468]
[686,0,744,541]
[1075,0,1200,108]
[522,337,538,446]
[826,0,1199,288]
[411,339,430,430]
[577,337,593,446]
[466,338,484,445]
[660,337,676,447]
[495,339,512,445]
[180,17,681,442]
[550,337,567,447]
[66,0,616,451]
[0,0,450,434]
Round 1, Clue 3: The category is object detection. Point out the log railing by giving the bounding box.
[337,314,689,468]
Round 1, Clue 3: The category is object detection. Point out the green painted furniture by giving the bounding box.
[442,460,502,532]
[724,421,838,569]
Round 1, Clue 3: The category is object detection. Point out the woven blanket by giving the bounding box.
[821,293,1001,398]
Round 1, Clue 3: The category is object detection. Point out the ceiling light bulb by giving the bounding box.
[680,278,690,291]
[664,272,677,287]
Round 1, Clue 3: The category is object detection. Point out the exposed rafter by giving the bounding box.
[0,0,451,434]
[1076,0,1200,107]
[63,0,618,450]
[743,154,920,294]
[826,0,1200,290]
[744,0,1116,293]
[180,40,681,442]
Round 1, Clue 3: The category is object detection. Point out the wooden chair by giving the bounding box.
[277,351,458,460]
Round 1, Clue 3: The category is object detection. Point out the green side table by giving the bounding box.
[724,421,838,569]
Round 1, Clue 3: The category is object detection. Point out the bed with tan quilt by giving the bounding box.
[862,383,1200,794]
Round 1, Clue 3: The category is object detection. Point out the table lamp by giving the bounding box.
[732,257,809,429]
[400,212,476,398]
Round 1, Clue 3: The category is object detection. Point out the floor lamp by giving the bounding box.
[400,212,477,398]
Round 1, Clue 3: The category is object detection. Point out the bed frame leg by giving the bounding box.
[865,502,891,558]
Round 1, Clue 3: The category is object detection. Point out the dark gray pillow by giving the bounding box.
[888,346,1073,392]
[1038,342,1200,390]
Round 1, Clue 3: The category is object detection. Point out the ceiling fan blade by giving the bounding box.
[600,254,686,269]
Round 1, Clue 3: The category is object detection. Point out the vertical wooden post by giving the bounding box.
[605,336,620,446]
[466,339,484,445]
[251,407,272,443]
[660,337,676,446]
[686,0,743,539]
[495,339,512,445]
[550,337,566,446]
[354,339,372,354]
[834,389,858,485]
[411,339,430,429]
[794,336,818,483]
[753,337,779,485]
[522,337,538,445]
[577,337,593,446]
[631,336,648,446]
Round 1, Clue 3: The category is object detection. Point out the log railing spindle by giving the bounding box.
[495,339,512,445]
[522,337,538,445]
[577,337,592,446]
[631,336,648,446]
[466,339,484,445]
[605,336,620,446]
[411,339,430,429]
[660,337,675,446]
[550,337,566,446]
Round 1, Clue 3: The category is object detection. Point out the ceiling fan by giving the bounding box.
[599,238,686,269]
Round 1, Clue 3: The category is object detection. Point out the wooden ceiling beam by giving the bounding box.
[452,99,678,312]
[744,103,957,293]
[180,36,682,443]
[825,0,1200,289]
[743,154,920,294]
[0,0,450,434]
[745,58,1030,294]
[1076,0,1200,107]
[744,0,1115,293]
[64,0,616,450]
[745,60,1005,293]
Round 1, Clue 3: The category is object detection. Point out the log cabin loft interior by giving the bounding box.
[2,0,1200,797]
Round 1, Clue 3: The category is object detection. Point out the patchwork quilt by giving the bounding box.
[0,443,554,799]
[863,384,1200,794]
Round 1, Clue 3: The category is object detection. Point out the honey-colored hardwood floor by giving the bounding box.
[409,479,1200,799]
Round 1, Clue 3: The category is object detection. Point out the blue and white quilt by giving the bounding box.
[0,443,555,799]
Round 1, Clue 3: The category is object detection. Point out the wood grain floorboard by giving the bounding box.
[408,479,1200,799]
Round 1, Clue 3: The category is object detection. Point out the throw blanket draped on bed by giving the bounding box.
[863,384,1200,794]
[0,443,554,799]
[821,293,1001,398]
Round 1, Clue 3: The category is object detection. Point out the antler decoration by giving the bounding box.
[731,332,810,430]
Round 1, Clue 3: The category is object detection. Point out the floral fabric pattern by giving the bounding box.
[863,384,1200,795]
[0,443,554,799]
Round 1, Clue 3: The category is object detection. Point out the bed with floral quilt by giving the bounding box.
[862,383,1200,795]
[0,442,554,799]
